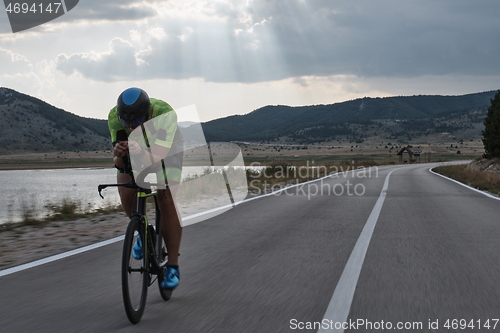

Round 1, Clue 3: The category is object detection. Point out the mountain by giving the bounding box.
[0,87,110,154]
[1,87,497,155]
[201,90,498,143]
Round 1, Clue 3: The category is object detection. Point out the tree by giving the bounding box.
[482,90,500,158]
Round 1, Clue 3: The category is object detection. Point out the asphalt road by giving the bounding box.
[1,162,500,333]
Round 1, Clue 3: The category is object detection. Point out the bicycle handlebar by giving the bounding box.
[98,183,133,199]
[98,181,169,199]
[99,154,171,199]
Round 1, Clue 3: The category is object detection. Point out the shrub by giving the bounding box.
[482,90,500,158]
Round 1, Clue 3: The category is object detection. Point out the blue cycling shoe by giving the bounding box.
[161,265,180,289]
[132,234,143,260]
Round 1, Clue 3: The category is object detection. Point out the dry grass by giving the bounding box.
[0,198,122,233]
[246,158,386,193]
[176,166,248,202]
[433,163,500,195]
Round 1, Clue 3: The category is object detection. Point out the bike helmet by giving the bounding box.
[117,87,151,128]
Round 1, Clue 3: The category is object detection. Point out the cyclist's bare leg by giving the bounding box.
[117,173,137,217]
[157,182,181,266]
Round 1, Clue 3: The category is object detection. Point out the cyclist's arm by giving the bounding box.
[128,138,170,167]
[129,110,178,166]
[109,108,132,171]
[113,141,129,169]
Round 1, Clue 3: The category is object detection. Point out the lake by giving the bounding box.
[0,165,258,224]
[0,168,120,223]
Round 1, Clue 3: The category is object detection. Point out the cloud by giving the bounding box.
[244,0,500,78]
[56,38,143,81]
[64,0,159,22]
[0,0,159,37]
[53,0,500,83]
[0,47,33,75]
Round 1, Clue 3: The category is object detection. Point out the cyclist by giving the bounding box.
[108,87,183,290]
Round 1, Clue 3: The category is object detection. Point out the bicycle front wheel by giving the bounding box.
[122,216,148,324]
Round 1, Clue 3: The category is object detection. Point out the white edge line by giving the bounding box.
[0,236,124,278]
[429,167,500,201]
[317,168,401,333]
[0,165,388,278]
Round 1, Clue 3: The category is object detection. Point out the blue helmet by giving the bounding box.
[117,87,151,128]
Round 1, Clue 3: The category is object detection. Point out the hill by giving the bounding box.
[201,91,497,144]
[0,87,497,155]
[0,88,109,154]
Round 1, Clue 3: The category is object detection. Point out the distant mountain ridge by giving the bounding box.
[201,90,497,143]
[0,87,109,154]
[0,87,497,154]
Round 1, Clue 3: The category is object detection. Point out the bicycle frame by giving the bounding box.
[99,147,177,323]
[137,189,165,278]
[98,180,169,279]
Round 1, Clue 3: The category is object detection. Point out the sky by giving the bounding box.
[0,0,499,122]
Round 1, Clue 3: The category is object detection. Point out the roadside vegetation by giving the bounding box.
[433,162,500,195]
[482,90,500,159]
[0,198,121,233]
[3,153,477,233]
[245,157,387,194]
[434,90,500,196]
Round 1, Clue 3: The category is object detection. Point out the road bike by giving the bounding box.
[98,176,172,324]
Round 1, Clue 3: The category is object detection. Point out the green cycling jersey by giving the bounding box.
[108,98,178,148]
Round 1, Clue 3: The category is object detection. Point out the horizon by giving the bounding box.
[1,85,498,123]
[1,1,500,123]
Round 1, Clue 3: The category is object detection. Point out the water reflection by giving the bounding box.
[0,168,119,223]
[0,166,257,224]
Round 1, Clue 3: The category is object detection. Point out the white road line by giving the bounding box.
[0,236,124,278]
[318,168,400,333]
[429,167,500,200]
[0,165,389,278]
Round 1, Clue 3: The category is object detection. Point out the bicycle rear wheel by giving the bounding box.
[122,216,148,324]
[155,226,173,301]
